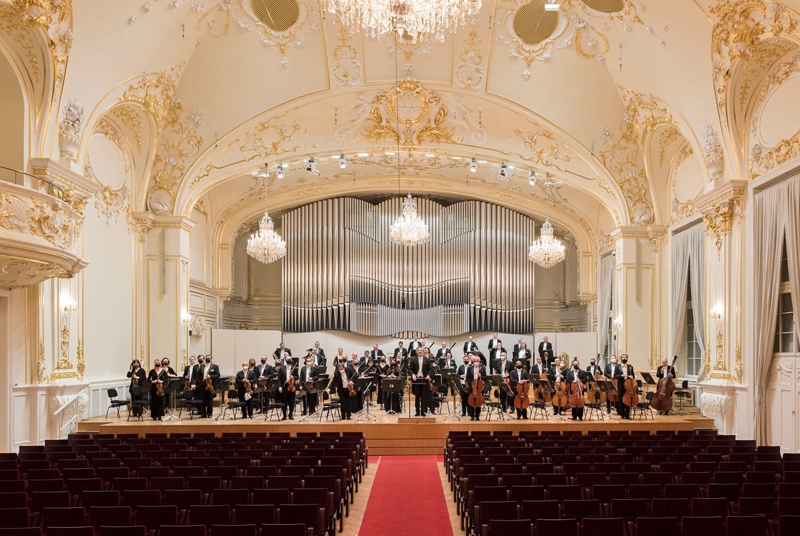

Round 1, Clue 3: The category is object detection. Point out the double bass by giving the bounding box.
[534,366,551,404]
[650,356,678,412]
[586,356,606,405]
[568,372,585,409]
[622,367,639,407]
[514,368,531,412]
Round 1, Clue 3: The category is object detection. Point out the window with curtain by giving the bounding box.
[774,241,797,354]
[685,276,701,376]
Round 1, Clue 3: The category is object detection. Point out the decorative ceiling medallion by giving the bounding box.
[251,0,299,32]
[497,0,656,80]
[582,0,624,13]
[336,79,486,147]
[513,0,559,46]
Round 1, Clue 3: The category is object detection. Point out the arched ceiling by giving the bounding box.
[10,0,800,256]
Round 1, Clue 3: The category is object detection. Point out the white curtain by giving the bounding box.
[754,174,800,444]
[597,254,615,355]
[670,223,706,376]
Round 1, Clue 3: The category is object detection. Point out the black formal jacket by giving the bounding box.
[329,366,356,392]
[279,363,299,387]
[440,357,457,369]
[183,365,198,383]
[394,347,408,358]
[370,349,385,360]
[538,341,554,358]
[127,368,147,390]
[586,364,602,377]
[656,365,676,379]
[614,363,635,382]
[275,347,292,357]
[508,367,530,390]
[258,363,274,378]
[567,368,587,385]
[516,349,532,363]
[235,368,258,397]
[463,341,479,354]
[603,363,617,379]
[300,365,318,385]
[408,356,430,378]
[530,362,546,377]
[487,338,502,351]
[312,347,325,363]
[192,363,220,386]
[464,363,487,393]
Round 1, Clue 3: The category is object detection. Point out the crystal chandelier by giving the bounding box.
[390,193,430,246]
[247,211,286,264]
[528,219,565,268]
[324,0,482,42]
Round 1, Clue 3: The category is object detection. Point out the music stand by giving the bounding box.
[354,377,376,421]
[530,379,551,420]
[490,382,515,421]
[584,377,606,421]
[382,378,403,415]
[162,377,184,421]
[298,379,315,422]
[640,372,656,385]
[317,366,327,375]
[213,378,231,420]
[263,378,282,420]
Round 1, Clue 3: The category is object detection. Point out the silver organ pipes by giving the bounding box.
[281,197,540,335]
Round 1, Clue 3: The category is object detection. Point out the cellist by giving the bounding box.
[567,360,587,421]
[465,353,488,421]
[509,358,530,420]
[614,353,635,420]
[549,358,566,416]
[655,357,677,415]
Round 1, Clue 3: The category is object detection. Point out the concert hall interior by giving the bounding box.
[2,1,800,534]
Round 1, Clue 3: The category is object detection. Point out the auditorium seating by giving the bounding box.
[0,432,366,536]
[445,429,789,535]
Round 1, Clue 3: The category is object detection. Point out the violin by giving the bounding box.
[347,380,356,397]
[155,373,165,397]
[183,373,191,391]
[245,378,253,397]
[468,369,485,408]
[205,376,215,393]
[650,356,678,412]
[552,367,569,408]
[287,376,296,393]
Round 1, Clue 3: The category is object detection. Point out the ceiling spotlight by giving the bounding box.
[528,170,537,186]
[306,157,320,177]
[544,0,560,11]
[469,158,478,173]
[499,163,508,180]
[251,166,268,179]
[339,154,347,169]
[276,165,285,179]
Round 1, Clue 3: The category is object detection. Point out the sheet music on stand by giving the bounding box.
[162,377,184,421]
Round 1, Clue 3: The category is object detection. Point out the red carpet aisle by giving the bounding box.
[358,455,453,536]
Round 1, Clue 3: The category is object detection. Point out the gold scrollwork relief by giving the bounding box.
[734,345,743,383]
[56,325,72,370]
[330,25,362,87]
[714,331,726,371]
[702,203,735,255]
[454,21,485,91]
[0,190,78,252]
[37,340,48,384]
[76,339,84,381]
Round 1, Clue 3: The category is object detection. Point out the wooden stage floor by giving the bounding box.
[79,407,715,455]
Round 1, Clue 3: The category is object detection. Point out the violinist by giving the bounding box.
[192,355,219,418]
[567,360,587,421]
[235,360,258,419]
[182,356,197,389]
[148,360,167,421]
[655,357,677,415]
[383,357,402,412]
[330,360,356,420]
[465,354,488,421]
[127,359,146,417]
[549,358,566,416]
[300,355,319,415]
[160,358,177,409]
[614,354,634,420]
[278,354,298,420]
[509,359,530,420]
[427,357,442,414]
[439,351,456,396]
[375,356,389,405]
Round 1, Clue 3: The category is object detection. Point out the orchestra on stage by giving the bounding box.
[127,335,679,423]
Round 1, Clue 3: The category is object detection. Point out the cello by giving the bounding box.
[552,365,569,410]
[568,372,585,409]
[534,365,551,405]
[622,368,639,408]
[650,356,678,413]
[586,356,606,405]
[468,367,485,409]
[514,366,531,412]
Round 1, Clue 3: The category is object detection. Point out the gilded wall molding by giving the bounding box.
[330,25,363,87]
[669,142,699,225]
[734,344,743,383]
[454,21,485,91]
[37,339,48,384]
[697,180,746,255]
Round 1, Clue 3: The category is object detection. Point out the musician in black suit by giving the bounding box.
[160,358,176,377]
[299,356,319,415]
[370,344,385,361]
[394,341,408,358]
[435,342,450,360]
[127,359,147,417]
[586,356,601,377]
[487,333,502,360]
[235,360,258,419]
[497,351,515,412]
[182,356,198,389]
[512,338,524,359]
[508,358,530,419]
[604,355,618,415]
[549,358,567,416]
[530,355,546,377]
[311,341,326,367]
[329,362,356,420]
[275,343,291,359]
[457,356,470,416]
[427,359,442,414]
[566,360,587,421]
[655,357,677,415]
[409,351,431,416]
[517,343,532,367]
[408,338,422,357]
[614,354,634,420]
[278,354,299,420]
[538,336,554,361]
[463,336,479,356]
[192,354,220,418]
[148,360,168,421]
[464,355,489,421]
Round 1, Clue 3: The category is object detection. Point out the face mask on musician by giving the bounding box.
[516,365,522,369]
[622,359,628,364]
[574,364,580,370]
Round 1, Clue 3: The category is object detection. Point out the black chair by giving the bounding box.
[633,392,655,420]
[106,389,130,418]
[128,393,150,422]
[320,391,340,422]
[221,390,246,421]
[180,390,204,419]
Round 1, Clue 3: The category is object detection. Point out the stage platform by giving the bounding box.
[78,409,714,456]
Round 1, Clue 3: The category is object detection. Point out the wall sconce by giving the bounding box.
[710,305,723,323]
[181,312,192,326]
[63,300,77,314]
[613,315,623,328]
